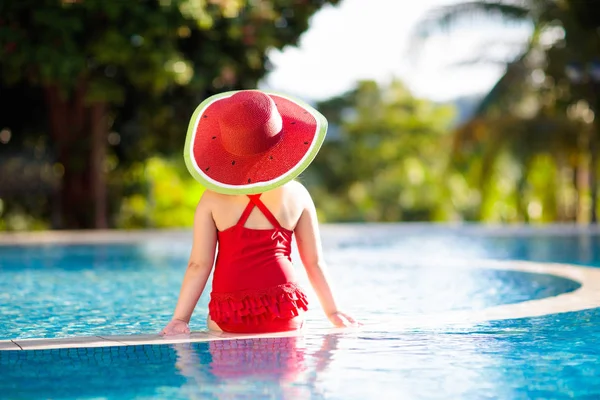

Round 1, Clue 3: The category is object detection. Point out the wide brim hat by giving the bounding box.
[184,90,328,194]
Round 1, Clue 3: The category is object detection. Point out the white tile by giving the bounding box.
[206,329,306,341]
[0,340,21,351]
[100,331,216,346]
[14,336,125,350]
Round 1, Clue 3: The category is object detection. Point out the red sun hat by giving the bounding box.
[184,90,328,194]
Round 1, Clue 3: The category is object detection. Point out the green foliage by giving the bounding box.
[0,197,51,231]
[116,157,204,228]
[0,0,340,229]
[308,80,457,222]
[415,0,600,224]
[6,0,600,228]
[0,0,340,95]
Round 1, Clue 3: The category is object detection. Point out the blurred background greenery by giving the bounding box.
[1,0,599,230]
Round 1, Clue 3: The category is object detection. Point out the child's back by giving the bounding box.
[207,181,306,233]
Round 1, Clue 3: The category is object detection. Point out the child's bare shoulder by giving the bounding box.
[283,180,308,196]
[196,189,221,208]
[282,181,312,207]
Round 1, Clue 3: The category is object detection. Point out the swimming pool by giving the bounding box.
[2,225,600,399]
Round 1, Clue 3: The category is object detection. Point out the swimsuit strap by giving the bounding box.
[236,194,282,229]
[236,197,257,227]
[249,194,282,229]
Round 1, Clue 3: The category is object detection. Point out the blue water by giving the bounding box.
[1,226,600,399]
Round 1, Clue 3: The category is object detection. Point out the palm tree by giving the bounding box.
[414,0,600,223]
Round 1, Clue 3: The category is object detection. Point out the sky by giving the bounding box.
[259,0,533,102]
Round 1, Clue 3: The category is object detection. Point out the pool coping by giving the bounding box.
[3,259,600,351]
[2,223,600,246]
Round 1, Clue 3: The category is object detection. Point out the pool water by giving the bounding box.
[2,226,600,399]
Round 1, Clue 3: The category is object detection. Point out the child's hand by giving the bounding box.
[328,311,359,328]
[160,319,190,336]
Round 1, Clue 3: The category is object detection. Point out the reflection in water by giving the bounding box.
[173,335,339,399]
[3,312,600,400]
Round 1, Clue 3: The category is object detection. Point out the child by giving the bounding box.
[160,90,356,335]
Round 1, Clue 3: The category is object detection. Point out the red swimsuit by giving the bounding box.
[208,194,309,333]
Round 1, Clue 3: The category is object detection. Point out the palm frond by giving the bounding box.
[445,38,531,68]
[414,1,531,40]
[473,54,529,114]
[472,22,546,116]
[447,56,518,68]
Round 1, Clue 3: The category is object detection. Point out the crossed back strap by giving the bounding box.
[236,194,282,229]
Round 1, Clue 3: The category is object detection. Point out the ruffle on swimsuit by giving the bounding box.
[209,282,308,326]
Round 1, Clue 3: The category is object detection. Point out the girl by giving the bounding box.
[160,90,356,335]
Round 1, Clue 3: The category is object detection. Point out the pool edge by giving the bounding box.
[3,260,600,351]
[2,224,600,246]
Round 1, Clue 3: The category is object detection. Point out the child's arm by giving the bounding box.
[160,194,217,335]
[294,187,357,327]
